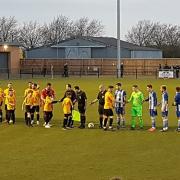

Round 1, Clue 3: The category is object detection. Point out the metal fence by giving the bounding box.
[0,67,173,80]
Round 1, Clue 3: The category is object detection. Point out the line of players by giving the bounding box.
[0,82,87,129]
[90,83,180,132]
[0,82,180,132]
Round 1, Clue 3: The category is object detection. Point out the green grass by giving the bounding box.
[0,77,180,180]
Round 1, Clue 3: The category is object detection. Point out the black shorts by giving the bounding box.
[5,104,7,111]
[98,104,104,115]
[103,109,113,117]
[32,106,40,113]
[64,114,72,118]
[25,105,33,113]
[78,104,86,114]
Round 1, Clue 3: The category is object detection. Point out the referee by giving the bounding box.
[90,85,106,128]
[74,86,87,129]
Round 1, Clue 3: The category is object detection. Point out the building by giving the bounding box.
[26,36,162,59]
[0,42,21,73]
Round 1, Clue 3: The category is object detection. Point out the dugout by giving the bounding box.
[0,43,21,74]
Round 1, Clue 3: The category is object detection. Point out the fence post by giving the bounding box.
[116,69,118,78]
[136,69,137,79]
[7,68,9,79]
[20,69,22,79]
[97,68,100,78]
[79,68,82,77]
[155,69,158,79]
[32,68,34,78]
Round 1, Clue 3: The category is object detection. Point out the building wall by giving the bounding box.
[26,47,162,59]
[0,45,20,73]
[91,47,131,58]
[26,47,65,59]
[131,50,162,58]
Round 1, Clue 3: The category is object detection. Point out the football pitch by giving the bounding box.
[0,77,180,180]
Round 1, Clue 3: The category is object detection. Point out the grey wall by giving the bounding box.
[92,47,131,58]
[131,50,162,58]
[26,46,162,59]
[26,47,65,59]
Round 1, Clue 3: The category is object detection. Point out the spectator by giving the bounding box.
[176,65,180,78]
[63,63,69,77]
[42,64,47,77]
[120,63,124,78]
[159,64,162,70]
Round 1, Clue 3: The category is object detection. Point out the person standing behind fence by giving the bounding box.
[74,86,87,129]
[90,85,107,129]
[175,65,179,78]
[4,83,16,123]
[120,63,124,78]
[42,64,47,77]
[63,63,69,77]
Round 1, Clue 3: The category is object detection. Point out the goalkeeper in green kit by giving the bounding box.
[127,85,144,130]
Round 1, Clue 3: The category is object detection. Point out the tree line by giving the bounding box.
[125,20,180,58]
[1,16,180,58]
[0,16,104,49]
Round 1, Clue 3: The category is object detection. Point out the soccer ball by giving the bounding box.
[88,122,95,129]
[9,120,13,124]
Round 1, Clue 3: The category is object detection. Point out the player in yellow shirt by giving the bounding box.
[4,83,16,122]
[24,82,33,122]
[6,90,16,124]
[43,92,54,128]
[32,83,41,125]
[62,93,73,130]
[0,87,3,96]
[22,90,35,127]
[0,91,3,123]
[103,85,115,130]
[24,82,33,98]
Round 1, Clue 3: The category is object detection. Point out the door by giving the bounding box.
[0,53,8,73]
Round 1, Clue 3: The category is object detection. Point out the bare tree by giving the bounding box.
[151,23,167,48]
[41,15,73,45]
[125,20,155,46]
[164,24,180,47]
[73,17,104,37]
[40,15,104,45]
[0,16,17,42]
[126,20,180,57]
[18,21,43,49]
[0,15,105,47]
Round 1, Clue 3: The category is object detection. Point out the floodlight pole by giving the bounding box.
[117,0,121,78]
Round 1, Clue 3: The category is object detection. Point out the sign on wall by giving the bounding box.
[158,70,174,78]
[65,48,91,58]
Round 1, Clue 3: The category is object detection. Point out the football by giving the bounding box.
[88,122,95,129]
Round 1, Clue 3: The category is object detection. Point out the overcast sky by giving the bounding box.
[0,0,180,40]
